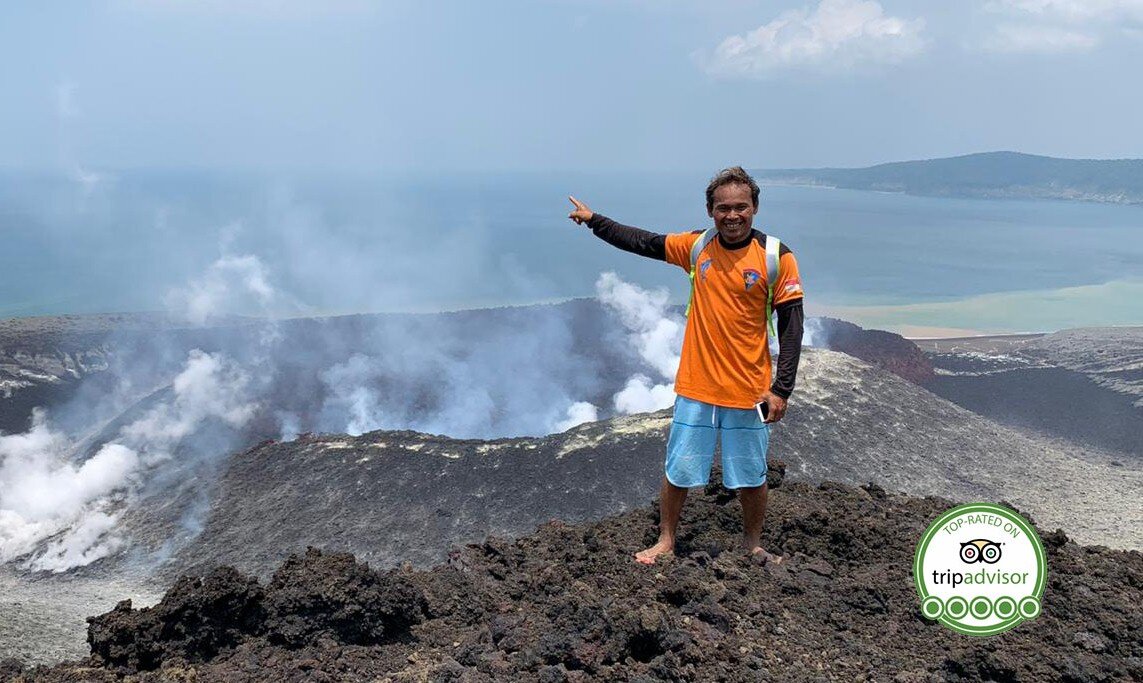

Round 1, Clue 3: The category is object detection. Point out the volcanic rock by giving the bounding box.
[147,348,1141,584]
[81,549,425,674]
[813,317,934,383]
[916,328,1143,457]
[15,478,1142,682]
[86,566,265,671]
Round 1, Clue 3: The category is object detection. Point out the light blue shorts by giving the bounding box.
[665,395,771,489]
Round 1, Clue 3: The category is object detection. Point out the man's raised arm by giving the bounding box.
[568,196,667,261]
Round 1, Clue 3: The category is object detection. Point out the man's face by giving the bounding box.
[708,183,756,243]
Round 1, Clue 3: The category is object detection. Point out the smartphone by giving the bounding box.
[755,401,769,423]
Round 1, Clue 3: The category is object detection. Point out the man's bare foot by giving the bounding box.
[634,539,674,565]
[749,547,784,566]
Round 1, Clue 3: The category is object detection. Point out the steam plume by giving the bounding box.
[0,350,257,572]
[0,248,274,571]
[595,272,684,414]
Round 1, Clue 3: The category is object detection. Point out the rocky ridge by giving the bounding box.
[6,473,1141,682]
[1024,327,1143,407]
[117,349,1143,584]
[812,317,934,384]
[915,329,1143,458]
[3,347,1140,668]
[0,307,935,438]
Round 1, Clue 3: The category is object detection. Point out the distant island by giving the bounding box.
[754,151,1143,205]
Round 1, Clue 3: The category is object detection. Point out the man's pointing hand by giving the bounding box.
[568,196,594,225]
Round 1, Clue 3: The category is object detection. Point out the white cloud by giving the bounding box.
[980,0,1141,52]
[987,0,1143,23]
[982,23,1099,51]
[699,0,926,78]
[54,82,79,120]
[53,81,107,194]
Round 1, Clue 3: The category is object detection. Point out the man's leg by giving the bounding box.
[634,476,688,564]
[635,396,715,565]
[721,407,782,562]
[739,481,782,562]
[739,482,769,552]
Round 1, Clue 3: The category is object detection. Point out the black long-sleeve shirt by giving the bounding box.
[587,213,804,399]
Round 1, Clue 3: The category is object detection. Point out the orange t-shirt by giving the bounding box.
[664,230,804,408]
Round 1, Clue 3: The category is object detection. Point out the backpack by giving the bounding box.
[685,228,782,339]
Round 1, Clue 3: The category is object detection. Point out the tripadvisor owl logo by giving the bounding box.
[914,503,1046,636]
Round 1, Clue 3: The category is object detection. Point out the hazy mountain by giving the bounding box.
[754,151,1143,204]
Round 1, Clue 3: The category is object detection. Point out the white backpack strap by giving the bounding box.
[689,228,718,269]
[685,228,718,316]
[764,235,782,338]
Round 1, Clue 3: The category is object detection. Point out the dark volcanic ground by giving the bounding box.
[100,348,1138,588]
[4,313,1141,673]
[7,473,1141,683]
[917,331,1143,459]
[926,366,1143,457]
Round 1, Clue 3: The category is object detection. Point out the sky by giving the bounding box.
[1,0,1142,172]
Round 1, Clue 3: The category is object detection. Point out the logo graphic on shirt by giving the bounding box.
[783,278,803,295]
[699,259,713,281]
[742,269,761,291]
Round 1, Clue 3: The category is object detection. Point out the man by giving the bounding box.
[567,166,804,565]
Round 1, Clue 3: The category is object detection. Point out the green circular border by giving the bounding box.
[1019,596,1042,620]
[946,596,969,619]
[970,596,992,619]
[993,596,1017,620]
[920,595,943,619]
[913,502,1046,636]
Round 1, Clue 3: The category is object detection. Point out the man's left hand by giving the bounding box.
[759,392,787,424]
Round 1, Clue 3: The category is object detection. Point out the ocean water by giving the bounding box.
[1,169,1140,334]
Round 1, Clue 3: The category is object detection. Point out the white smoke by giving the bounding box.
[0,414,137,569]
[164,252,279,325]
[554,401,599,432]
[0,349,258,572]
[276,410,302,442]
[33,511,125,573]
[595,272,683,380]
[311,303,602,440]
[121,350,256,446]
[803,317,824,347]
[595,272,684,415]
[0,247,271,572]
[613,375,677,414]
[320,355,394,436]
[54,81,107,195]
[596,273,819,414]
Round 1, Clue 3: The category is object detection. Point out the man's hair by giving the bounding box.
[705,166,761,211]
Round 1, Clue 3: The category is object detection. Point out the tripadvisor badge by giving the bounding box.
[914,502,1046,636]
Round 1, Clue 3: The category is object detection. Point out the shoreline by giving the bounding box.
[3,309,1140,344]
[903,331,1047,341]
